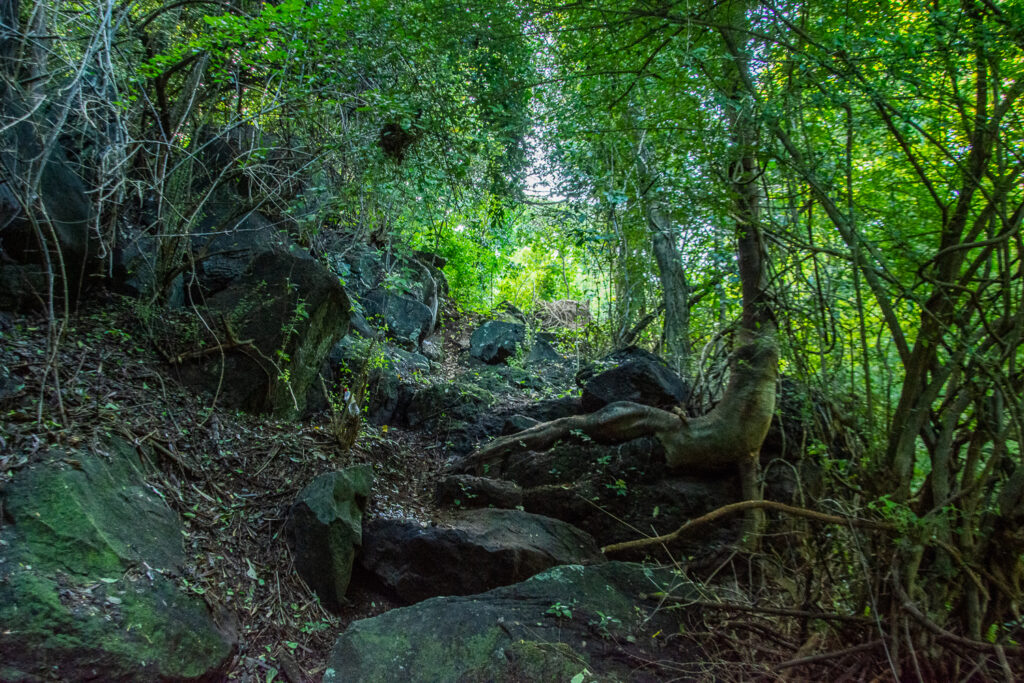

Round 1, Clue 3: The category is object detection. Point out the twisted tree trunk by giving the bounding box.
[454,7,776,538]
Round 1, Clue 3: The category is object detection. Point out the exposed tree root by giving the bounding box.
[452,335,778,476]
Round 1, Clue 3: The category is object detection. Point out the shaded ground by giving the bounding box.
[0,300,457,680]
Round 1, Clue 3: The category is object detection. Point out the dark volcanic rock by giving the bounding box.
[501,437,740,553]
[434,474,524,509]
[325,562,699,683]
[166,223,349,417]
[0,100,95,311]
[470,320,526,364]
[577,346,690,411]
[360,508,603,603]
[328,337,430,425]
[285,466,374,612]
[363,289,434,348]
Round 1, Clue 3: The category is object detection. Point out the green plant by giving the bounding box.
[589,611,622,638]
[545,601,573,620]
[605,478,628,497]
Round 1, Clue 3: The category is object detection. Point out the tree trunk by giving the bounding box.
[455,6,776,547]
[634,133,692,371]
[649,207,692,373]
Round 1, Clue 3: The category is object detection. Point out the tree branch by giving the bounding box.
[601,500,889,554]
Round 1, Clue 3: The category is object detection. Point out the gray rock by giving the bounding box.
[420,336,442,361]
[363,289,434,348]
[284,466,374,612]
[325,562,698,683]
[360,508,604,603]
[435,474,524,509]
[0,438,235,681]
[528,337,564,364]
[470,320,526,364]
[577,346,690,412]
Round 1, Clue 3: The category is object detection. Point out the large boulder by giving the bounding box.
[470,320,526,364]
[324,242,444,348]
[161,222,350,418]
[284,466,374,612]
[405,379,496,431]
[0,101,95,311]
[577,346,690,412]
[527,332,564,364]
[360,509,604,603]
[0,438,235,681]
[362,288,434,348]
[500,437,741,554]
[325,562,699,682]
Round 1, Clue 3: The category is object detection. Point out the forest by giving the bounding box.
[1,0,1023,680]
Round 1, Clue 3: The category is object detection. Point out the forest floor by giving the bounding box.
[0,298,535,681]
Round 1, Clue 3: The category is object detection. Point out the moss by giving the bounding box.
[102,576,233,679]
[0,442,231,680]
[329,619,505,683]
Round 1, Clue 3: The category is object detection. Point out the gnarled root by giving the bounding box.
[451,338,778,482]
[450,401,684,475]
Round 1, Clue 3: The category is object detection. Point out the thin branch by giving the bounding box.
[601,500,888,554]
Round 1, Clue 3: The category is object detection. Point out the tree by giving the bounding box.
[458,0,778,528]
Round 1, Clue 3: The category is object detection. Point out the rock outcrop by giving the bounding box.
[325,562,698,682]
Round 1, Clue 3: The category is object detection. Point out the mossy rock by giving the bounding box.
[406,380,497,430]
[324,562,699,682]
[0,438,235,680]
[165,229,350,419]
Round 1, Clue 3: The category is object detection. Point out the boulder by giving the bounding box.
[434,474,524,509]
[470,320,526,364]
[363,289,434,348]
[192,124,306,204]
[360,509,603,603]
[522,396,585,422]
[405,380,496,430]
[284,466,374,612]
[577,346,690,412]
[111,231,184,306]
[0,102,95,311]
[324,242,444,346]
[325,562,698,683]
[420,335,442,361]
[162,223,349,418]
[502,437,740,552]
[0,438,235,681]
[328,337,430,425]
[528,335,564,364]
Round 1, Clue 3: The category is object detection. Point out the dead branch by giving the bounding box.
[774,639,885,671]
[602,500,889,554]
[664,599,872,625]
[894,583,1024,657]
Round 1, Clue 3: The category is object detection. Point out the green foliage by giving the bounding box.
[544,601,574,620]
